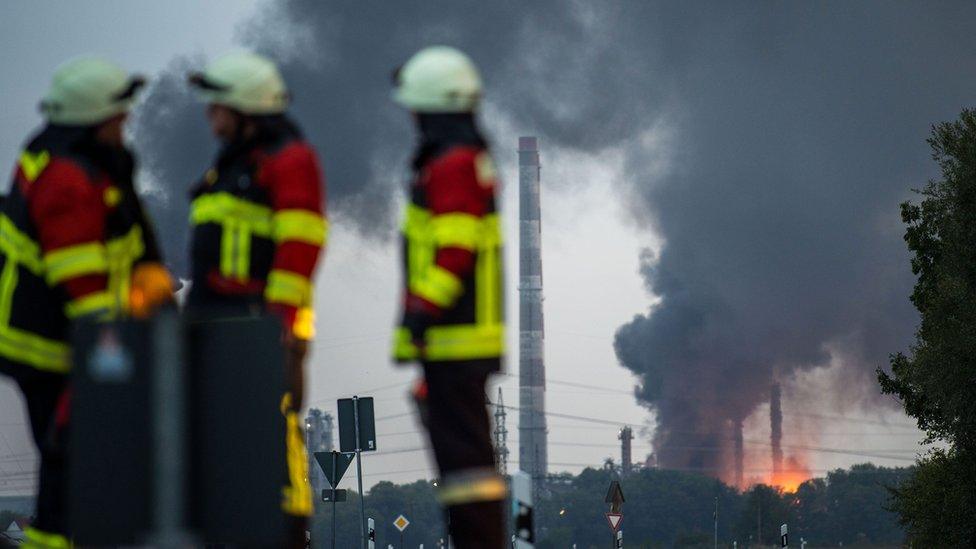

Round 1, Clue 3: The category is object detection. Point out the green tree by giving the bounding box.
[879,108,976,546]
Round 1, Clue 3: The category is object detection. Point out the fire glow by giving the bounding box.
[767,456,811,493]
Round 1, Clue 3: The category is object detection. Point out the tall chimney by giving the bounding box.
[770,383,783,477]
[734,418,744,489]
[518,136,548,499]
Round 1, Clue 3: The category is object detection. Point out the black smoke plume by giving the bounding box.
[132,3,976,479]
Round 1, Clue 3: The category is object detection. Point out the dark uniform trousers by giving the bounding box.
[423,362,504,549]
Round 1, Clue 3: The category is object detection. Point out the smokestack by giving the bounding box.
[518,136,548,498]
[734,418,744,489]
[770,383,783,478]
[619,426,634,475]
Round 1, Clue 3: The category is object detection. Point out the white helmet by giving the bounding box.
[393,46,482,113]
[40,57,144,126]
[189,52,289,115]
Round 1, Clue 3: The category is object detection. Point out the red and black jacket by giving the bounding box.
[0,125,163,379]
[187,116,327,338]
[393,114,504,367]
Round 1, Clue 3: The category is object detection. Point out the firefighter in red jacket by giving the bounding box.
[187,52,327,541]
[392,46,506,547]
[0,57,173,548]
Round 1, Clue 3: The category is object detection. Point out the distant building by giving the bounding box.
[305,408,335,495]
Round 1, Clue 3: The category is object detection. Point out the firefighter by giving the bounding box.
[186,51,327,543]
[391,46,506,547]
[0,57,173,548]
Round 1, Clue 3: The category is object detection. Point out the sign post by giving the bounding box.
[605,481,625,548]
[367,518,375,549]
[780,523,788,548]
[339,396,376,549]
[393,514,410,548]
[314,451,355,549]
[511,472,534,548]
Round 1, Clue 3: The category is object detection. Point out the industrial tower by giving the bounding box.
[518,136,548,498]
[619,426,634,475]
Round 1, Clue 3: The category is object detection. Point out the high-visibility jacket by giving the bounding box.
[187,118,327,338]
[0,126,162,378]
[393,143,503,365]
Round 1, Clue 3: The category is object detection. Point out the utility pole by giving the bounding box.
[713,497,718,549]
[354,396,367,549]
[494,387,509,476]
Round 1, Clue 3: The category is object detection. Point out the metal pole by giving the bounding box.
[714,497,718,549]
[332,455,338,549]
[150,310,192,547]
[354,396,367,549]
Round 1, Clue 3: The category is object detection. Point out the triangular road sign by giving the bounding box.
[606,513,623,532]
[605,480,625,512]
[314,451,355,488]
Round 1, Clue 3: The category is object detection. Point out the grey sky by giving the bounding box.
[0,2,940,496]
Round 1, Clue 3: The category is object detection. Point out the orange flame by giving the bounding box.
[767,456,811,492]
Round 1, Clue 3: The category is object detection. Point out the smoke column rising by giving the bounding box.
[130,3,976,481]
[770,383,783,478]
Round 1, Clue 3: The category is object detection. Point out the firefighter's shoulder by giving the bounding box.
[427,146,496,191]
[260,139,322,184]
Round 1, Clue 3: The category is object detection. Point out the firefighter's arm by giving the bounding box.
[29,165,114,319]
[262,143,327,339]
[406,149,493,317]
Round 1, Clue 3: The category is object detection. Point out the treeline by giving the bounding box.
[307,463,910,548]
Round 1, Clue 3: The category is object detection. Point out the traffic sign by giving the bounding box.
[393,514,410,532]
[512,471,534,547]
[314,451,355,488]
[321,489,347,502]
[606,513,623,532]
[605,481,625,513]
[338,397,377,452]
[780,523,788,547]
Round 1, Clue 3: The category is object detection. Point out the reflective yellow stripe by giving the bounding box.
[430,213,480,251]
[190,192,273,236]
[192,192,274,282]
[410,265,463,309]
[402,203,431,236]
[0,325,70,374]
[23,526,72,548]
[282,403,313,516]
[236,224,251,280]
[0,248,69,373]
[43,242,108,286]
[65,291,115,319]
[0,215,43,275]
[220,221,237,278]
[273,209,328,246]
[265,269,313,308]
[394,323,504,362]
[105,225,144,314]
[19,151,51,183]
[438,471,508,505]
[293,306,316,340]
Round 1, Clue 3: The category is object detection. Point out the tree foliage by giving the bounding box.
[310,463,908,548]
[879,109,976,546]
